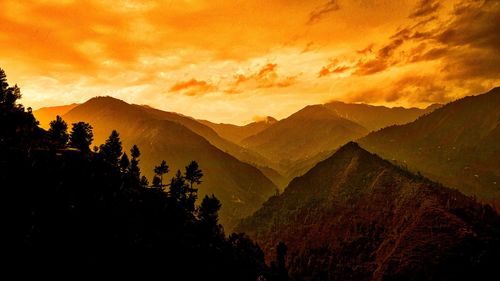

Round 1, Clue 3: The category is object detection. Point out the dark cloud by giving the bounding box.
[169,79,217,96]
[307,0,340,24]
[321,0,499,105]
[409,0,441,18]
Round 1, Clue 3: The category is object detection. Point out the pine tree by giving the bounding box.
[69,122,93,152]
[154,160,169,188]
[48,115,69,149]
[99,130,122,167]
[129,145,141,181]
[185,161,203,188]
[119,153,130,173]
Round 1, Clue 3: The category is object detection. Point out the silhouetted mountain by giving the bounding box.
[34,103,79,128]
[1,69,289,280]
[200,116,277,144]
[359,87,500,207]
[241,105,368,167]
[63,97,276,229]
[238,142,500,281]
[324,101,440,131]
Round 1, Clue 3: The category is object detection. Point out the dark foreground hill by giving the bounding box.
[359,87,500,207]
[238,142,500,281]
[62,96,277,229]
[1,69,285,280]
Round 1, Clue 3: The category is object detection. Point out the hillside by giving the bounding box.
[63,97,277,229]
[324,101,440,131]
[241,105,368,166]
[34,103,79,128]
[238,142,500,281]
[359,87,500,206]
[200,116,277,144]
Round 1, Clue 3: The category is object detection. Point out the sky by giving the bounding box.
[0,0,499,124]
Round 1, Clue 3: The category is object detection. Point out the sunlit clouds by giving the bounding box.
[0,0,498,124]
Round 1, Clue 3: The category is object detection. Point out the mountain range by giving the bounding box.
[48,97,277,229]
[237,142,500,281]
[360,87,500,207]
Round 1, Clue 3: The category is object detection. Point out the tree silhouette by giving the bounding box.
[199,195,221,225]
[154,160,169,188]
[119,152,130,173]
[129,145,141,181]
[185,160,203,188]
[48,115,69,149]
[140,175,149,187]
[0,68,22,109]
[69,122,93,152]
[99,130,122,167]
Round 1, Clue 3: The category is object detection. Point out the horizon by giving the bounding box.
[1,0,499,124]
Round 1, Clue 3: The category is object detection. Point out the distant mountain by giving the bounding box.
[359,87,500,207]
[138,105,274,169]
[241,105,369,167]
[200,116,277,144]
[34,103,79,128]
[324,101,440,131]
[238,142,500,281]
[63,97,277,229]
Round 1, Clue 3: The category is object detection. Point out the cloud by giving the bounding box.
[169,79,217,96]
[307,0,340,24]
[230,63,298,91]
[409,0,440,18]
[318,59,351,77]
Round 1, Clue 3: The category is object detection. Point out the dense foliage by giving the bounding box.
[0,69,287,280]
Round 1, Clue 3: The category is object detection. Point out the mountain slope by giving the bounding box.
[34,103,79,128]
[200,116,277,144]
[324,101,440,131]
[138,104,274,169]
[238,142,500,281]
[63,97,277,229]
[241,105,368,166]
[359,87,500,206]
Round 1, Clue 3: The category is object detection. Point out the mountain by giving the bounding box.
[200,116,277,144]
[237,142,500,281]
[62,97,277,229]
[359,87,500,207]
[34,103,79,128]
[241,105,369,167]
[324,101,440,131]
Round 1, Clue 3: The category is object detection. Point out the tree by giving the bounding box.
[48,115,69,149]
[185,161,203,188]
[0,69,21,109]
[69,122,93,152]
[129,145,141,181]
[119,153,130,173]
[154,160,169,188]
[140,176,149,187]
[199,194,221,225]
[99,130,122,167]
[152,176,162,188]
[169,170,187,201]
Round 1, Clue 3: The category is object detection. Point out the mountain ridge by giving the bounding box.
[237,141,500,281]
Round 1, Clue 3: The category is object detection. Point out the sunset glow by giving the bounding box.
[1,0,498,124]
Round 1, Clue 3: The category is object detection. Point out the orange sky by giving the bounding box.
[1,0,498,124]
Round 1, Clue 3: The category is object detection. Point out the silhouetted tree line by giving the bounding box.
[0,68,288,280]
